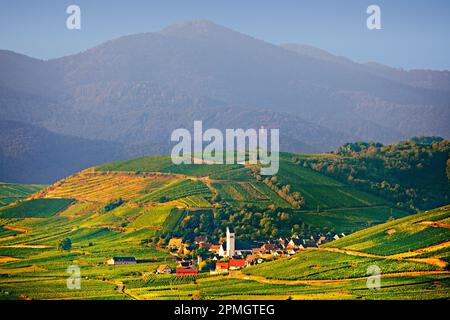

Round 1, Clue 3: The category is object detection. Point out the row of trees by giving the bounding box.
[257,175,304,208]
[159,205,329,243]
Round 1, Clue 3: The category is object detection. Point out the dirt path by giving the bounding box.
[230,270,450,286]
[100,279,143,300]
[2,225,28,233]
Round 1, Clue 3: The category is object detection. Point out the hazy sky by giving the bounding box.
[1,0,449,70]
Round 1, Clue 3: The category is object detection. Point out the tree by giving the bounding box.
[58,238,72,251]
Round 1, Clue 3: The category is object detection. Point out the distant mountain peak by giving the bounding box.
[159,19,244,41]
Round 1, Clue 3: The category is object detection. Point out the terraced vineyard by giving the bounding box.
[37,171,175,202]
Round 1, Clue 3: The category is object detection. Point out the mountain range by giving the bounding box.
[1,20,449,183]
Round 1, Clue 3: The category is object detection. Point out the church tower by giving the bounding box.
[226,226,235,257]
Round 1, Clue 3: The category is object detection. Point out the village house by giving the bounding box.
[104,257,137,265]
[214,261,230,274]
[258,243,280,254]
[156,264,172,274]
[213,258,245,274]
[209,244,221,255]
[228,258,245,270]
[175,266,198,276]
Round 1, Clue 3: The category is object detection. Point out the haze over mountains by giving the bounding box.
[1,20,449,183]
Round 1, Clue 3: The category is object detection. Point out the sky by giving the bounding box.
[1,0,449,70]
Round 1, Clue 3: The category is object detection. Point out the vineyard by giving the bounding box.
[324,205,450,256]
[0,198,74,218]
[36,172,175,203]
[135,179,212,204]
[0,183,45,207]
[212,181,290,208]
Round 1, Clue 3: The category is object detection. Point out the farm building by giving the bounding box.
[104,257,136,265]
[156,264,172,274]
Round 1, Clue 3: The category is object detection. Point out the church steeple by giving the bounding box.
[226,226,235,257]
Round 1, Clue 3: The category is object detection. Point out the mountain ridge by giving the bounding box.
[0,20,449,183]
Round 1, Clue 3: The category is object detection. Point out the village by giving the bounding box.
[104,227,346,276]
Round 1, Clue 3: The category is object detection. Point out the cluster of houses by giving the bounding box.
[161,228,345,275]
[104,227,346,276]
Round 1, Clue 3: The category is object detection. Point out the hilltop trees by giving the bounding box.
[298,137,450,211]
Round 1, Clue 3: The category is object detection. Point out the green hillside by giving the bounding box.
[0,183,46,206]
[244,205,450,284]
[0,198,74,218]
[323,205,450,257]
[91,152,406,235]
[0,148,448,300]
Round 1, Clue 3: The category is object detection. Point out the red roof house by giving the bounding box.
[175,266,198,276]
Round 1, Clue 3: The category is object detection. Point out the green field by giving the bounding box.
[0,183,45,207]
[128,205,175,228]
[0,198,74,218]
